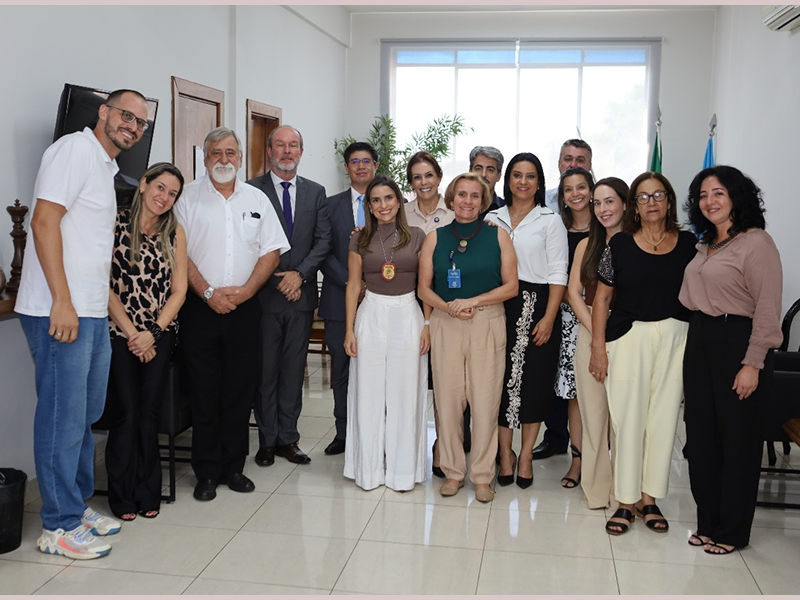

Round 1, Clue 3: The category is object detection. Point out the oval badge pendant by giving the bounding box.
[457,239,468,253]
[381,262,396,281]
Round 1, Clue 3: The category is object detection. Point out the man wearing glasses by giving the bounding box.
[319,142,378,455]
[16,89,149,559]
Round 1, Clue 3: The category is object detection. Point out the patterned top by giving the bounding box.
[109,209,177,339]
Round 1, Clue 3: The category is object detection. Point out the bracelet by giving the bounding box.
[147,322,164,344]
[423,320,430,326]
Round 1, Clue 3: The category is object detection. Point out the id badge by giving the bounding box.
[447,268,462,289]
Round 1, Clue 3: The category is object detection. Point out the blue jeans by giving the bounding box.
[19,315,111,531]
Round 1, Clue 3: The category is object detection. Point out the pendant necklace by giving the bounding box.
[378,228,398,281]
[640,229,668,252]
[450,219,483,253]
[709,230,740,250]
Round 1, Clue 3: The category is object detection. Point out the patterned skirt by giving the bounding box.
[498,281,562,428]
[555,302,579,399]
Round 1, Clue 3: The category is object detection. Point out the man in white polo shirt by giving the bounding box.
[174,127,289,502]
[16,89,150,560]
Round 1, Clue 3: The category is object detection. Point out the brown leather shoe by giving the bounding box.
[255,446,275,467]
[275,442,311,464]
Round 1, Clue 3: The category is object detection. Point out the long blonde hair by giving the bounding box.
[128,162,184,269]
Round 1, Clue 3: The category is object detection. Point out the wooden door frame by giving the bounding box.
[171,76,225,176]
[246,99,282,180]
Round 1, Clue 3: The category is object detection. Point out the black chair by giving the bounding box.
[92,349,192,503]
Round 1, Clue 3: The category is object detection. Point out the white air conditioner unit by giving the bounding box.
[763,5,800,31]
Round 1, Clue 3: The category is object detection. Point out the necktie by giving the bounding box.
[356,194,365,227]
[281,181,293,239]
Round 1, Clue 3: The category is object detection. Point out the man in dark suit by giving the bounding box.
[319,142,378,456]
[247,125,332,466]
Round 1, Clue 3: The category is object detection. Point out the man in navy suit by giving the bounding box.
[319,142,378,455]
[247,125,332,466]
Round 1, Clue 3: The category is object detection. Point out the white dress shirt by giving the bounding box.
[545,187,560,214]
[175,175,290,288]
[485,205,568,285]
[271,171,298,218]
[351,187,364,225]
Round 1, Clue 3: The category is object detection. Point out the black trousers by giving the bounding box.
[179,295,260,480]
[325,319,349,440]
[105,329,176,516]
[683,311,773,548]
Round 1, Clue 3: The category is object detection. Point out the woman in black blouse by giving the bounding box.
[589,171,696,536]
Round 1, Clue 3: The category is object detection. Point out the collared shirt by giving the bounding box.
[350,187,364,225]
[16,127,119,318]
[485,205,568,285]
[271,171,298,219]
[175,175,290,288]
[545,187,560,214]
[404,194,455,234]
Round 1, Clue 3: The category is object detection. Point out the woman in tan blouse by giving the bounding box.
[344,175,429,491]
[679,165,783,555]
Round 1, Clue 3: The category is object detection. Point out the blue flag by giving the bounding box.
[703,136,714,169]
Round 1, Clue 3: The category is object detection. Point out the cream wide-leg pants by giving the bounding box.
[604,318,688,504]
[343,290,428,491]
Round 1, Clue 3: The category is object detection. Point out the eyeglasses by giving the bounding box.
[106,105,149,132]
[349,158,375,166]
[635,190,668,205]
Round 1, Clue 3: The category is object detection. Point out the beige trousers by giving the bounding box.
[605,318,688,504]
[574,309,616,509]
[430,305,506,484]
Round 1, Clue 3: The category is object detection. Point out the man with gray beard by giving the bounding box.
[175,127,289,501]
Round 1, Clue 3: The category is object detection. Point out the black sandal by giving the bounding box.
[688,533,709,547]
[635,503,669,532]
[605,508,635,535]
[138,509,159,519]
[704,541,736,555]
[561,444,582,489]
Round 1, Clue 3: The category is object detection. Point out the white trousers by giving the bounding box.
[343,290,428,491]
[605,318,688,504]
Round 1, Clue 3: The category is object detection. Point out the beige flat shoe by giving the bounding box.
[475,485,495,503]
[440,479,465,497]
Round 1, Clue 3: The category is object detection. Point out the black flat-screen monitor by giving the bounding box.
[53,84,158,206]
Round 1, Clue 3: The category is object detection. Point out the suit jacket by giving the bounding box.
[246,172,332,313]
[319,189,355,321]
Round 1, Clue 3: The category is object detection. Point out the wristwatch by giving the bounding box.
[203,286,215,303]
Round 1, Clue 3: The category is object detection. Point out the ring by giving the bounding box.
[55,332,62,337]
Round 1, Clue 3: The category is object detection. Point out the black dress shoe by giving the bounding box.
[275,442,311,464]
[255,446,275,467]
[193,479,218,501]
[219,472,255,493]
[532,441,567,461]
[324,438,346,455]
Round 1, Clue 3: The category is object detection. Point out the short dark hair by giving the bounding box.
[503,152,546,208]
[105,89,147,106]
[560,139,593,163]
[344,142,378,164]
[558,166,595,229]
[406,151,443,184]
[625,171,680,234]
[685,165,766,243]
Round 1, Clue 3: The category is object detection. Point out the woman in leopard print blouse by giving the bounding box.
[106,162,188,521]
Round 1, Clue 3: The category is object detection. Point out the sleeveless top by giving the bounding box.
[109,209,177,339]
[432,220,501,302]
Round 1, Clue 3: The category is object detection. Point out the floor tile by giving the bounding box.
[360,501,490,549]
[484,510,613,560]
[183,577,328,595]
[275,458,385,501]
[615,557,760,594]
[297,415,336,439]
[142,486,268,530]
[333,539,482,594]
[0,560,65,594]
[201,531,355,589]
[0,512,74,567]
[34,566,193,595]
[242,492,378,539]
[740,526,800,594]
[477,550,618,595]
[491,482,605,518]
[381,478,492,510]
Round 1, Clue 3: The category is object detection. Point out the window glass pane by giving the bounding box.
[580,65,648,186]
[519,49,581,65]
[519,68,579,190]
[584,49,646,64]
[457,50,516,65]
[394,66,456,152]
[397,50,454,65]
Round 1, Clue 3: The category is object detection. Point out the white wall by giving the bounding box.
[0,5,348,480]
[711,5,800,347]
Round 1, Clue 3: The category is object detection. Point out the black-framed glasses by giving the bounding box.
[106,105,149,132]
[349,158,375,166]
[635,190,668,205]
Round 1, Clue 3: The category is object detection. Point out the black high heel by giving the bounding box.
[516,456,533,489]
[432,440,445,479]
[497,450,517,487]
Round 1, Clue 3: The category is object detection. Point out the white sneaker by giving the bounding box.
[82,507,121,536]
[37,525,112,560]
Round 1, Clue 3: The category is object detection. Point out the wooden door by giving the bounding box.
[246,99,282,180]
[171,77,224,183]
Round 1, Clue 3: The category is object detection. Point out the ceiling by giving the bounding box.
[343,5,718,13]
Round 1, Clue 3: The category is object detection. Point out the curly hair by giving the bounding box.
[685,165,765,243]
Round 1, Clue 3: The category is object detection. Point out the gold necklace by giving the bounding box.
[639,229,668,251]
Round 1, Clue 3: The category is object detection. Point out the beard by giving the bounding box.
[105,121,137,152]
[273,158,299,173]
[211,162,238,184]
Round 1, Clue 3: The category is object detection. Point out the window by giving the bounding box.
[382,39,661,195]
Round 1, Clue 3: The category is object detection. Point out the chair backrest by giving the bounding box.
[780,297,800,352]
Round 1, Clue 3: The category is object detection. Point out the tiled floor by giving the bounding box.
[3,353,800,594]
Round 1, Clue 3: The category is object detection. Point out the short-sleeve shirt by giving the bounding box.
[174,175,290,288]
[432,220,502,302]
[349,223,425,295]
[404,195,455,234]
[15,128,119,318]
[597,230,697,342]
